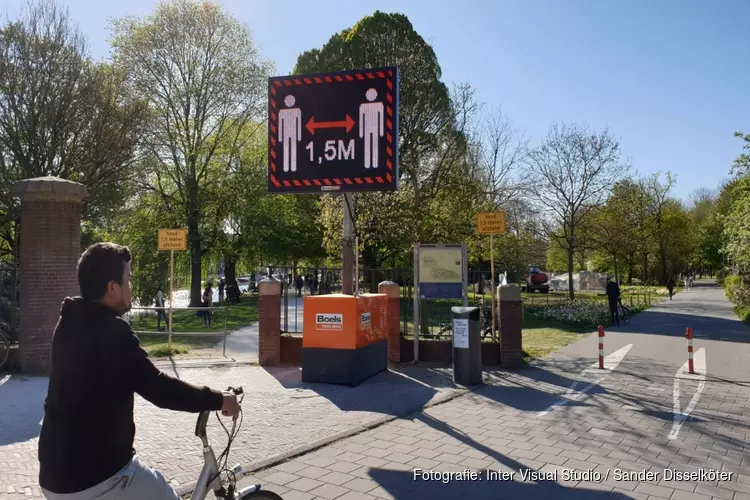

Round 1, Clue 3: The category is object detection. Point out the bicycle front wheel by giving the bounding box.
[241,491,284,500]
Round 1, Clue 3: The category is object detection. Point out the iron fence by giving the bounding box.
[126,305,230,359]
[0,264,19,340]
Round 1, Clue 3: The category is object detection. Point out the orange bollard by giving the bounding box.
[598,325,605,369]
[685,327,694,374]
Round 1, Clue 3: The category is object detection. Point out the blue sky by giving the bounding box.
[3,0,748,201]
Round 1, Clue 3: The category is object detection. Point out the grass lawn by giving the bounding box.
[131,295,259,357]
[521,313,594,362]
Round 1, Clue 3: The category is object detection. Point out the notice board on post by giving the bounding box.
[267,67,400,194]
[418,244,466,300]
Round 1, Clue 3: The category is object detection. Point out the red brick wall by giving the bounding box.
[499,299,523,368]
[378,282,401,363]
[258,282,281,365]
[18,199,82,375]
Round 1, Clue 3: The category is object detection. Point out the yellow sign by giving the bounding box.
[476,211,506,234]
[158,229,187,251]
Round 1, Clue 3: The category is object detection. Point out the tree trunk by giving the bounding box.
[641,252,649,284]
[187,183,203,307]
[567,245,575,300]
[189,226,202,307]
[223,254,239,289]
[627,254,634,285]
[612,252,619,284]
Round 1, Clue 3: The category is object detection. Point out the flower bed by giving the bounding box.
[529,300,610,326]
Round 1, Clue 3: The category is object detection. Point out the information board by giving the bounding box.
[418,244,465,299]
[267,67,399,193]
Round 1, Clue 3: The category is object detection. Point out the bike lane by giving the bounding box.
[238,280,750,499]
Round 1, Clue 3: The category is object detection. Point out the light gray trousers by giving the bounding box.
[42,455,180,500]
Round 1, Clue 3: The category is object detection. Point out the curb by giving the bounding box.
[154,359,259,370]
[175,382,479,497]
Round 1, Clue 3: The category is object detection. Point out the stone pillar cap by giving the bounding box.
[10,176,88,202]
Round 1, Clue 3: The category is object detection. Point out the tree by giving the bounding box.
[110,0,271,306]
[0,0,147,259]
[589,188,635,283]
[527,123,627,299]
[294,12,481,267]
[731,131,750,176]
[642,172,675,283]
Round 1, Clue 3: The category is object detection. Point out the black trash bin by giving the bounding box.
[451,306,482,386]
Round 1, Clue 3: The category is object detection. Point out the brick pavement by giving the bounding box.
[0,364,464,499]
[234,280,750,499]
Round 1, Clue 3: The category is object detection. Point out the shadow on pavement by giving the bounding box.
[262,364,457,416]
[480,367,608,413]
[367,411,632,500]
[0,375,47,446]
[368,468,633,499]
[611,310,749,343]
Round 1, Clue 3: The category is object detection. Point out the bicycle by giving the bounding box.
[0,327,11,371]
[189,386,283,500]
[434,298,494,340]
[617,299,631,326]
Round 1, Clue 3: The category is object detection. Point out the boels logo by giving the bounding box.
[360,312,371,329]
[316,313,343,331]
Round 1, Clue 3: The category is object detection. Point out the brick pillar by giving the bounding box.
[10,176,87,375]
[258,278,281,365]
[497,284,523,368]
[378,280,401,363]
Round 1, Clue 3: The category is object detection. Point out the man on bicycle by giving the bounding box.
[38,243,241,499]
[605,275,621,326]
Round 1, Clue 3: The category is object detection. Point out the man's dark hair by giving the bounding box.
[77,243,132,301]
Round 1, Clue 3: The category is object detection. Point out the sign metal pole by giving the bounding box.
[168,248,174,351]
[490,234,496,341]
[413,243,420,363]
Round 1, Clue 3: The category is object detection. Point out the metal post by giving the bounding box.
[283,281,289,332]
[413,243,420,363]
[462,243,468,307]
[168,249,174,351]
[342,193,354,295]
[355,236,359,295]
[223,306,227,357]
[490,234,496,341]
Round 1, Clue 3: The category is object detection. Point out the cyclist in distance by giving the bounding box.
[38,242,241,500]
[605,275,621,326]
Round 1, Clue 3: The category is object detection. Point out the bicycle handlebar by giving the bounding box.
[226,386,243,396]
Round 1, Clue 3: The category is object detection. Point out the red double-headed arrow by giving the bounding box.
[305,114,355,135]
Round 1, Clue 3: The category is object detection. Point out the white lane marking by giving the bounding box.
[669,348,706,440]
[537,344,633,417]
[0,374,10,386]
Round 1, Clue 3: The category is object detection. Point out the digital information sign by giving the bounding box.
[267,67,399,193]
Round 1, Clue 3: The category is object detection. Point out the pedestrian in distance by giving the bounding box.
[37,242,240,500]
[202,281,213,326]
[155,285,169,332]
[605,275,621,326]
[667,276,675,300]
[218,278,225,305]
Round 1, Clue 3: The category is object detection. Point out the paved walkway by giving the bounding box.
[216,291,305,362]
[0,364,464,499]
[235,280,750,499]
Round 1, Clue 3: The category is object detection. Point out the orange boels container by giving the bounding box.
[303,294,358,349]
[303,293,388,349]
[302,293,389,386]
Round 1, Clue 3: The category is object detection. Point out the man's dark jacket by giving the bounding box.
[606,281,621,303]
[38,297,224,494]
